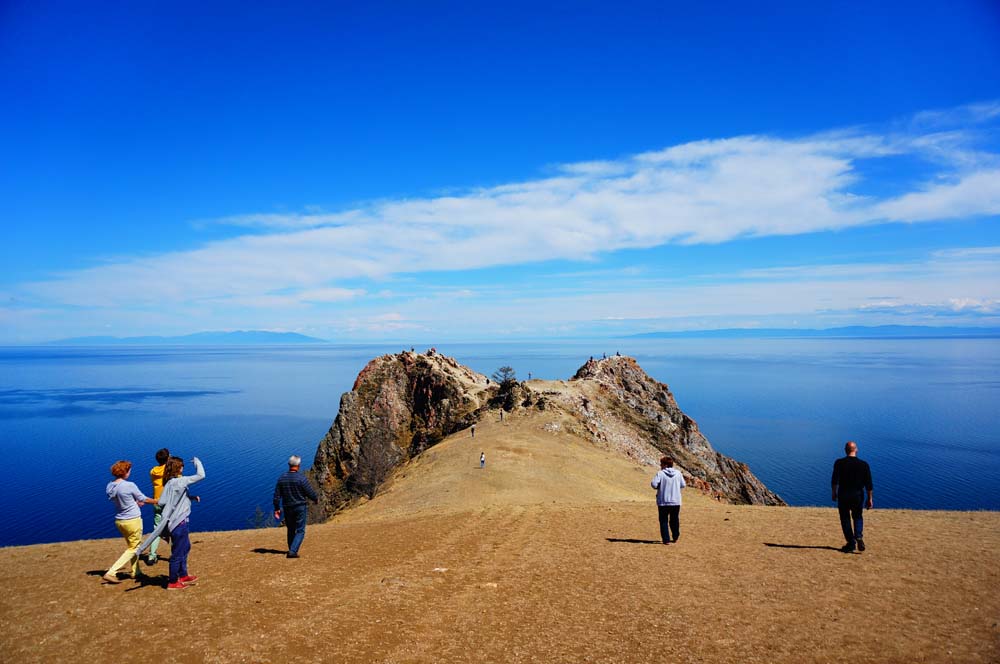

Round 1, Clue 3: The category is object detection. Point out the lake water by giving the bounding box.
[1,339,998,547]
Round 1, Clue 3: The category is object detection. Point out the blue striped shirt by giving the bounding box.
[273,470,318,510]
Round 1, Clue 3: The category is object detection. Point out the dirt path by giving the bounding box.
[2,409,998,663]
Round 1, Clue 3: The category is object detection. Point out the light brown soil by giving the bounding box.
[2,407,998,663]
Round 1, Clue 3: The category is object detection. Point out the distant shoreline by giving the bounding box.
[43,330,328,346]
[10,324,1000,347]
[626,325,1000,340]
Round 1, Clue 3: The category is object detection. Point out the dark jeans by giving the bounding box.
[838,493,865,544]
[285,504,308,554]
[658,505,680,543]
[168,519,191,583]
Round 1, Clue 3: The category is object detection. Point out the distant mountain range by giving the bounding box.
[48,330,328,345]
[627,325,1000,339]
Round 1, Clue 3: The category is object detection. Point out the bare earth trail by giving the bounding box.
[2,405,998,663]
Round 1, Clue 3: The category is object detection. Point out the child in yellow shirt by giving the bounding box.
[147,448,170,564]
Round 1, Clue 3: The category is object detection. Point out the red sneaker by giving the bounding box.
[167,582,187,590]
[179,575,198,585]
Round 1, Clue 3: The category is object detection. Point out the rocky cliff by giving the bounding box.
[566,356,784,505]
[308,350,784,518]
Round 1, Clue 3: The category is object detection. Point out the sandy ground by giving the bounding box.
[2,408,998,663]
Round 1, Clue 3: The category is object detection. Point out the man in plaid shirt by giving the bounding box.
[273,455,319,558]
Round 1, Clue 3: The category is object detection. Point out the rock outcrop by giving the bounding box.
[308,350,494,519]
[309,350,784,519]
[568,356,784,505]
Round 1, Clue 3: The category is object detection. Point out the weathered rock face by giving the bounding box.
[308,350,493,519]
[309,350,783,519]
[569,356,784,506]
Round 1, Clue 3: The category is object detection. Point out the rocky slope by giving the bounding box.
[566,356,784,505]
[309,350,784,518]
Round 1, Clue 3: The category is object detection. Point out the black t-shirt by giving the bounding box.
[832,456,873,494]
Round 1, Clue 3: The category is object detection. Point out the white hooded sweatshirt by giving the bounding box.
[651,467,686,506]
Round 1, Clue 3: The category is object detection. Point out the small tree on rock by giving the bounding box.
[491,366,517,389]
[491,366,519,411]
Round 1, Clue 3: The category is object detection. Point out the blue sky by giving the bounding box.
[2,1,999,342]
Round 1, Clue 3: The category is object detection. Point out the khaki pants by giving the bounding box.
[107,517,143,578]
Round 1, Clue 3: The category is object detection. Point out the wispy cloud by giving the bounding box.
[8,102,1000,340]
[873,170,1000,222]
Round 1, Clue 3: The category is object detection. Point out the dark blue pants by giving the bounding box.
[168,519,191,583]
[285,504,308,554]
[658,505,680,543]
[838,494,864,545]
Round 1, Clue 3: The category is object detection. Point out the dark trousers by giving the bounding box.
[168,519,191,583]
[658,505,680,543]
[285,504,308,554]
[838,493,864,544]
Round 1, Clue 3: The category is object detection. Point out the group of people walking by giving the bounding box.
[103,448,205,589]
[104,450,317,589]
[104,439,873,590]
[651,440,873,553]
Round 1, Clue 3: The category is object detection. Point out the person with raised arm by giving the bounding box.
[138,456,205,589]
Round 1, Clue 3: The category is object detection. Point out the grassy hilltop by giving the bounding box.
[1,403,998,663]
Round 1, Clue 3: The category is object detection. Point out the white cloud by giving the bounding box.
[298,288,365,303]
[8,103,1000,340]
[874,170,1000,222]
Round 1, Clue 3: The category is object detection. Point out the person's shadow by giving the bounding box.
[251,547,287,555]
[86,570,169,590]
[125,574,168,591]
[606,538,662,545]
[764,542,841,551]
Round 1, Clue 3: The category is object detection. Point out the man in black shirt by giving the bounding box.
[831,440,874,553]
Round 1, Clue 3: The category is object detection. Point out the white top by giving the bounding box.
[651,467,686,506]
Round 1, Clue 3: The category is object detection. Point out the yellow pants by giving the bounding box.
[107,517,142,578]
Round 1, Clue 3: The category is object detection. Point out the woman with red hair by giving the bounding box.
[103,460,154,583]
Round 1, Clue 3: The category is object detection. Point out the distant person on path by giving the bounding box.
[146,447,170,565]
[273,455,319,559]
[103,460,155,583]
[651,456,686,545]
[480,452,486,469]
[138,456,205,589]
[471,425,475,438]
[832,440,873,553]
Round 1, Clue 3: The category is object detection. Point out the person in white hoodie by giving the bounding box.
[651,456,686,545]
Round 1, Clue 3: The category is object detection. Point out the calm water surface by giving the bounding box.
[1,339,997,546]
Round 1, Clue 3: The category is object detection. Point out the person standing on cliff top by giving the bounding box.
[103,460,155,583]
[146,447,169,565]
[480,452,485,468]
[273,455,318,559]
[651,456,685,545]
[832,441,873,553]
[137,456,205,589]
